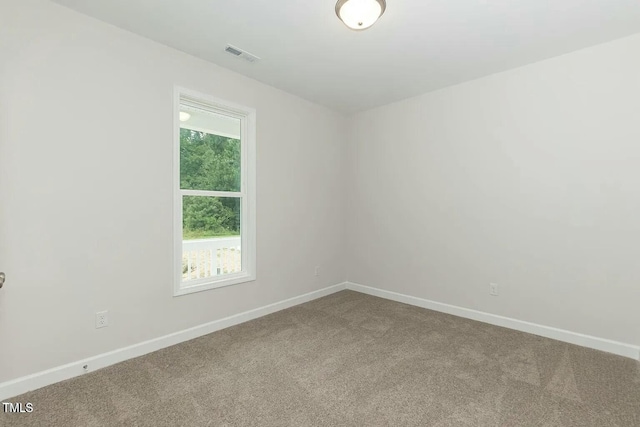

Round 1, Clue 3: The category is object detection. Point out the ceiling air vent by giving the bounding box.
[224,44,260,63]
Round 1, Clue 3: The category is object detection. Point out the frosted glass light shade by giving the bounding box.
[336,0,386,30]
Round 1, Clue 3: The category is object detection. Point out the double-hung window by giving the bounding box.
[174,88,256,296]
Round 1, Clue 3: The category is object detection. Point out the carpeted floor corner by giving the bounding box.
[2,290,639,426]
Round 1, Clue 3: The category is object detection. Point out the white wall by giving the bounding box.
[0,0,347,383]
[347,33,640,347]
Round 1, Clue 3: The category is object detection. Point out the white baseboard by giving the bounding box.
[4,280,636,400]
[346,282,640,361]
[0,282,347,401]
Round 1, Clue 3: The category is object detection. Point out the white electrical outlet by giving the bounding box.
[95,311,109,328]
[489,283,499,296]
[314,266,320,277]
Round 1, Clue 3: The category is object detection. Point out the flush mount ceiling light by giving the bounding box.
[335,0,386,31]
[179,112,191,122]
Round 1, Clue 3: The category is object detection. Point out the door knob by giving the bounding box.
[0,272,5,289]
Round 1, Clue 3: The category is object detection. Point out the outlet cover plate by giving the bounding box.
[489,283,499,296]
[95,311,109,328]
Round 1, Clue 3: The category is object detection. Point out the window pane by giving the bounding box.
[182,196,241,281]
[179,105,241,192]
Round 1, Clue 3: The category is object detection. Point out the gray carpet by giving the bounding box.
[2,290,639,426]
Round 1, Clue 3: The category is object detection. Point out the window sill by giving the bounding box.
[174,272,256,296]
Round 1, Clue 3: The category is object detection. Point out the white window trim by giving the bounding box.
[173,86,256,296]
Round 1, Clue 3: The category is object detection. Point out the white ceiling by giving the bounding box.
[51,0,640,113]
